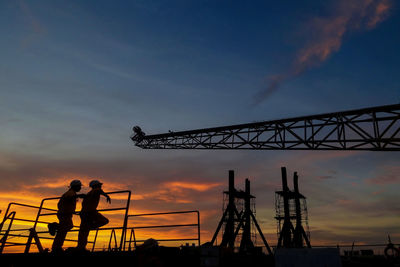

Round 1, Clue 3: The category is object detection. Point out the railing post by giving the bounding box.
[197,211,201,246]
[119,190,131,251]
[108,229,116,252]
[0,203,14,233]
[33,199,46,230]
[24,199,46,254]
[128,228,136,251]
[92,229,99,252]
[0,212,16,254]
[25,228,43,253]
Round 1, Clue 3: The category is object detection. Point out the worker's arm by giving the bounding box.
[100,190,111,204]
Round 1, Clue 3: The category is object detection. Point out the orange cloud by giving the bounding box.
[255,0,393,104]
[23,175,130,191]
[367,0,392,28]
[0,191,44,204]
[119,180,222,204]
[164,181,222,192]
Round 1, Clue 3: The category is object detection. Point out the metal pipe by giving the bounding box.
[196,210,200,246]
[132,224,198,229]
[127,210,201,247]
[120,190,131,251]
[127,238,199,243]
[281,167,289,192]
[0,212,16,254]
[128,210,200,217]
[293,172,302,227]
[92,229,99,252]
[227,170,235,248]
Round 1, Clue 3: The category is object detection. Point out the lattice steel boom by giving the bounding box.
[131,104,400,151]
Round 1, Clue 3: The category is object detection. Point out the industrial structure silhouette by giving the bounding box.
[1,104,399,266]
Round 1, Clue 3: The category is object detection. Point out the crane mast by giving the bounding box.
[131,104,400,151]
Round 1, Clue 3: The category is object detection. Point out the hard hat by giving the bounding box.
[70,180,82,187]
[89,180,103,188]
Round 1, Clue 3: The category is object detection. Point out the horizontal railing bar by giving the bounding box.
[5,203,57,213]
[0,233,94,244]
[0,228,32,232]
[37,213,59,216]
[128,210,199,217]
[36,226,125,234]
[41,208,193,217]
[34,227,81,234]
[132,224,198,229]
[9,218,51,225]
[95,207,130,212]
[39,207,128,217]
[106,190,131,195]
[38,190,131,205]
[0,233,30,238]
[128,238,198,243]
[3,243,30,246]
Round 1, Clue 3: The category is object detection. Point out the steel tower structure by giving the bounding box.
[130,103,400,254]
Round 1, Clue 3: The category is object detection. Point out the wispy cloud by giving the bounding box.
[254,0,393,104]
[17,0,46,48]
[366,165,400,185]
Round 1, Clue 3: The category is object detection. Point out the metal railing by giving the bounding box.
[0,211,16,253]
[0,202,57,253]
[0,190,131,253]
[0,190,202,254]
[125,210,200,250]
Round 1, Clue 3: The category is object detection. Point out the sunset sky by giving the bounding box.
[0,0,400,252]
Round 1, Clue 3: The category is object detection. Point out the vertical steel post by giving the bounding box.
[293,172,302,247]
[240,179,253,252]
[293,173,311,248]
[0,212,16,254]
[0,203,14,234]
[120,190,131,251]
[279,167,293,248]
[197,211,201,246]
[92,229,99,252]
[220,170,236,248]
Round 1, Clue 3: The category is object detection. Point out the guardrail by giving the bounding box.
[125,210,200,250]
[0,190,201,254]
[0,191,131,253]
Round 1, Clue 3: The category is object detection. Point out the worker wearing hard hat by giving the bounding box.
[50,180,85,253]
[77,180,111,250]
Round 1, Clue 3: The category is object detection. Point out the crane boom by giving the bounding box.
[131,104,400,151]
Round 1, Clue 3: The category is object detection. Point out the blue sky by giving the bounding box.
[0,0,399,250]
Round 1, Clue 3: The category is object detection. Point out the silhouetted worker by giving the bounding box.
[50,180,85,253]
[77,180,111,250]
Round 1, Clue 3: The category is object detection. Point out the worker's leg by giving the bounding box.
[52,214,73,251]
[77,213,91,250]
[91,212,109,229]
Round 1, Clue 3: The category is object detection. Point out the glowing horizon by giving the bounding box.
[1,0,399,253]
